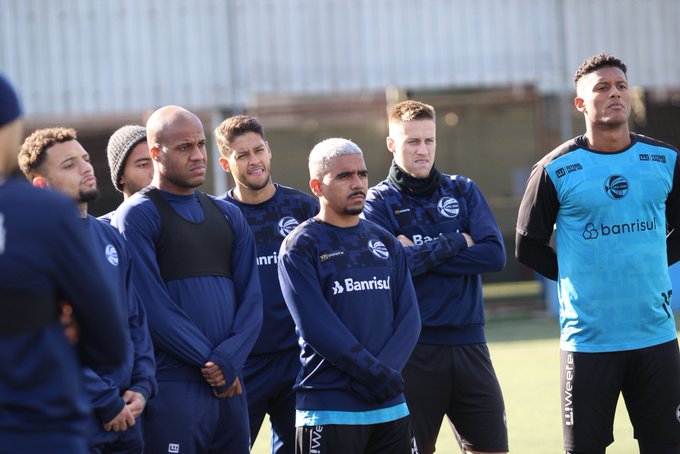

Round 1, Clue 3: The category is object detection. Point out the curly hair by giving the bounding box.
[573,53,627,87]
[214,115,265,158]
[388,100,436,124]
[18,127,77,178]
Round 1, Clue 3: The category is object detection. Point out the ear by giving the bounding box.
[32,176,46,188]
[150,145,160,161]
[574,96,586,114]
[309,178,323,197]
[219,157,230,173]
[386,136,396,155]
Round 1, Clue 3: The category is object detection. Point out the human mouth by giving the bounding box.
[348,191,366,200]
[81,175,96,185]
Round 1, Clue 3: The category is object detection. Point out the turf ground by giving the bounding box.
[251,313,680,454]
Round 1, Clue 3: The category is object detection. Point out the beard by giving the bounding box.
[79,187,100,203]
[344,205,364,216]
[164,170,204,190]
[238,172,271,191]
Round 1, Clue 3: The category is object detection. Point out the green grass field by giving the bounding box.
[252,313,680,454]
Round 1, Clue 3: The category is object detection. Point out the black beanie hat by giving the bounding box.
[107,125,147,192]
[0,73,22,127]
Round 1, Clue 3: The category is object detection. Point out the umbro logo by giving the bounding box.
[394,208,411,215]
[320,251,344,262]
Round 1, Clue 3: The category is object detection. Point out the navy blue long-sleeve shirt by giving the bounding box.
[0,178,127,441]
[81,215,156,424]
[221,184,319,355]
[112,189,262,390]
[278,218,420,421]
[363,174,505,345]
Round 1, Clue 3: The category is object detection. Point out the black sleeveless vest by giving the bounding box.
[142,188,233,282]
[0,291,58,337]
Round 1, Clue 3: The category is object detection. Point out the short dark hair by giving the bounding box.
[574,53,627,87]
[214,115,265,158]
[19,127,77,178]
[388,100,435,124]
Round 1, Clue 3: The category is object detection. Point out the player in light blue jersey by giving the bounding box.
[278,138,421,454]
[517,54,680,454]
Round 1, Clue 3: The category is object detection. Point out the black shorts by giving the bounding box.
[402,343,508,454]
[561,339,680,452]
[295,417,415,454]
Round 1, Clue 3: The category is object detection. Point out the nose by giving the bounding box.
[80,159,94,174]
[190,145,206,161]
[350,173,365,189]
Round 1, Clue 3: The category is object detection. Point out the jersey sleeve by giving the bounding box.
[114,201,214,367]
[374,240,420,371]
[363,187,468,276]
[124,259,157,401]
[54,202,128,368]
[515,161,560,279]
[429,180,506,276]
[278,237,401,395]
[81,367,125,423]
[207,202,263,385]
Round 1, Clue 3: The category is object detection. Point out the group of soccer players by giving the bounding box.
[2,52,680,454]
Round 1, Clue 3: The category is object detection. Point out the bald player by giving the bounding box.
[112,105,263,454]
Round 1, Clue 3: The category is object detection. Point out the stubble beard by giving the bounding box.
[79,188,100,203]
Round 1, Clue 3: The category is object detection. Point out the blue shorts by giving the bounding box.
[244,348,299,453]
[143,379,249,454]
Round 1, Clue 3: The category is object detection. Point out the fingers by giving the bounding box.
[397,234,414,247]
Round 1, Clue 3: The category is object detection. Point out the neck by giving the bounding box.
[78,202,88,219]
[317,207,360,228]
[233,182,276,204]
[584,123,631,152]
[153,178,195,196]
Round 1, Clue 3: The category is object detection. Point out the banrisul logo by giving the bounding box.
[368,239,389,260]
[105,244,119,266]
[582,217,656,240]
[332,276,391,295]
[278,216,299,237]
[437,197,459,218]
[604,175,629,200]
